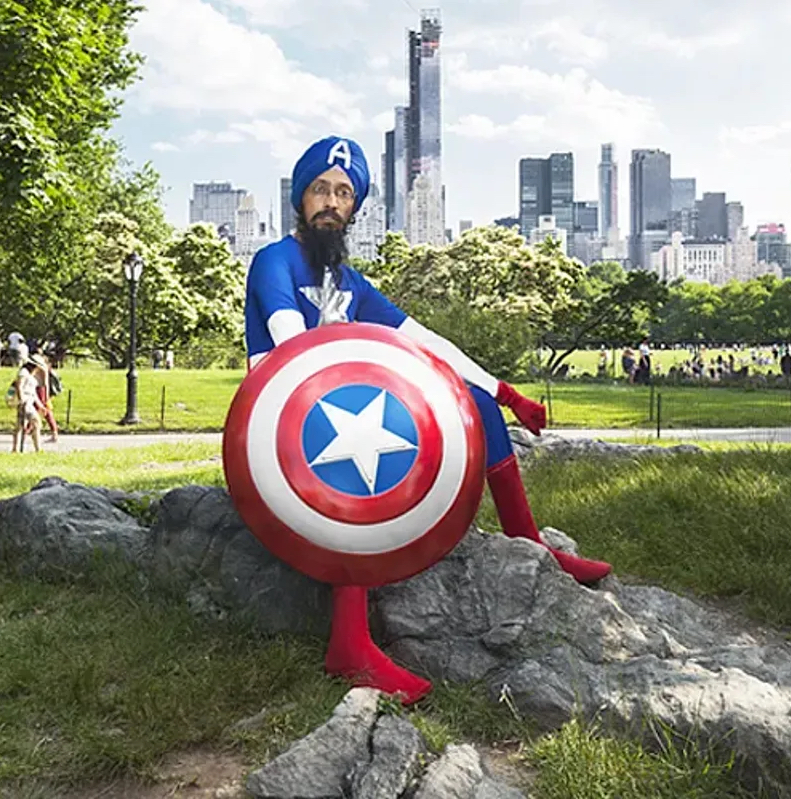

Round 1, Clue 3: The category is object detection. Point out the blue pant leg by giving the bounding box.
[466,384,514,470]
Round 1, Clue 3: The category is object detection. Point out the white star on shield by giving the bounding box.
[309,390,417,493]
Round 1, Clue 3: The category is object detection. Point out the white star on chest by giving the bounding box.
[299,271,353,325]
[310,391,416,493]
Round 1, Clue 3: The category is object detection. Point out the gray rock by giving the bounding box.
[413,744,484,799]
[413,744,526,799]
[348,714,426,798]
[508,428,702,462]
[0,482,148,572]
[246,688,380,799]
[148,486,332,636]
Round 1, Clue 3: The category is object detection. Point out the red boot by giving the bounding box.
[487,454,611,585]
[324,585,432,705]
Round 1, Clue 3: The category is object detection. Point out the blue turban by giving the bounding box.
[291,135,370,214]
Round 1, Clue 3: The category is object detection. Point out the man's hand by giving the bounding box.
[495,382,547,436]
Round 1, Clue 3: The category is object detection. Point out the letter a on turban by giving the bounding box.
[291,135,371,214]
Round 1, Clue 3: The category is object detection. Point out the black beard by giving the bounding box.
[296,211,349,286]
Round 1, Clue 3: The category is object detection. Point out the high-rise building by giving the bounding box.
[671,178,696,212]
[571,200,599,264]
[518,153,574,240]
[695,192,727,240]
[393,106,408,232]
[280,178,295,237]
[189,182,249,237]
[407,30,421,191]
[518,158,550,238]
[755,223,791,278]
[727,201,744,242]
[234,194,272,265]
[384,130,395,230]
[348,183,387,262]
[598,143,618,238]
[629,149,671,268]
[402,10,444,246]
[459,219,473,235]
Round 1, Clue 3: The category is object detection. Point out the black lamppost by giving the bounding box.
[120,252,144,425]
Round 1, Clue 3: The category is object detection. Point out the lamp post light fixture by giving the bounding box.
[120,252,144,425]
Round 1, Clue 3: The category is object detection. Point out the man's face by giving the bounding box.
[301,166,355,231]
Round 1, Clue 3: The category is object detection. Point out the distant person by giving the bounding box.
[781,349,791,380]
[27,353,58,443]
[165,349,174,370]
[153,348,164,369]
[621,348,635,382]
[636,338,652,385]
[9,354,45,453]
[7,331,26,364]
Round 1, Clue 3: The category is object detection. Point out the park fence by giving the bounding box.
[540,379,791,438]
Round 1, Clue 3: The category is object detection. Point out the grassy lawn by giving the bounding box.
[0,443,780,796]
[3,359,791,434]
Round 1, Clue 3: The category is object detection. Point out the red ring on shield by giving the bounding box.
[223,323,486,587]
[276,362,443,525]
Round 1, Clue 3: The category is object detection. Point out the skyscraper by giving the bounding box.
[696,192,727,240]
[189,182,248,237]
[404,9,444,246]
[280,177,295,237]
[671,178,696,212]
[393,106,408,231]
[518,153,574,240]
[629,149,671,268]
[598,144,618,238]
[384,130,395,230]
[726,201,744,242]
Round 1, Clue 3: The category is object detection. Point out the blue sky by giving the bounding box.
[112,0,791,237]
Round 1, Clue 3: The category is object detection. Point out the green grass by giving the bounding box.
[0,366,243,433]
[511,382,791,429]
[0,443,225,500]
[0,444,784,796]
[2,347,791,435]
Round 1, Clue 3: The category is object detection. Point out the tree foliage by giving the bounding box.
[540,261,669,374]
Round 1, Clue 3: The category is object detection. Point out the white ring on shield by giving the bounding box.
[245,338,468,555]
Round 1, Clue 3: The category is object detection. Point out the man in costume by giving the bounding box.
[245,136,611,704]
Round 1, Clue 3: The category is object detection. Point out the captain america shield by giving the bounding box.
[223,323,486,587]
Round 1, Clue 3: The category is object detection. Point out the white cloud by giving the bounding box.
[219,0,368,28]
[130,0,361,121]
[447,59,662,147]
[151,141,180,152]
[447,113,545,140]
[598,19,746,58]
[720,121,791,146]
[531,18,608,65]
[372,110,395,132]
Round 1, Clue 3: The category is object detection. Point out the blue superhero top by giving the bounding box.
[245,235,406,360]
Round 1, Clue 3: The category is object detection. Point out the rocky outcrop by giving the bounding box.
[1,465,789,796]
[245,688,525,799]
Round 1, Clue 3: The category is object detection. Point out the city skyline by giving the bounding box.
[114,0,791,238]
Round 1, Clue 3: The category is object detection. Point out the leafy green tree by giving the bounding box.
[365,227,583,379]
[539,261,669,375]
[73,221,246,368]
[0,0,141,223]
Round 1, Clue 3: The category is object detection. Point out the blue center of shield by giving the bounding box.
[301,384,419,497]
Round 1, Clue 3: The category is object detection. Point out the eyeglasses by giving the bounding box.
[309,182,355,203]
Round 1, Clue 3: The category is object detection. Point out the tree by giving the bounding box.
[539,261,669,375]
[366,227,583,379]
[0,0,142,224]
[73,220,246,368]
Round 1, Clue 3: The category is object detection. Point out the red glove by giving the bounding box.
[495,382,547,436]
